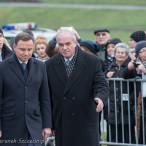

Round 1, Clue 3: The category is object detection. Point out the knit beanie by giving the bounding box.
[135,41,146,56]
[130,30,146,42]
[80,40,100,54]
[0,29,4,36]
[105,38,121,48]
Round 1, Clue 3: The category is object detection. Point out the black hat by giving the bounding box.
[135,40,146,56]
[130,30,146,42]
[105,38,121,48]
[80,40,100,54]
[94,27,110,35]
[0,29,4,36]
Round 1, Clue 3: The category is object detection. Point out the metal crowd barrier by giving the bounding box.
[45,136,55,146]
[45,78,146,146]
[100,78,146,146]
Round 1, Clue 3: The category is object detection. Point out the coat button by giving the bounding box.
[63,97,66,100]
[72,113,75,116]
[25,100,28,104]
[72,97,75,100]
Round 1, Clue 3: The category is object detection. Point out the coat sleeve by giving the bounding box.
[0,63,3,130]
[39,63,52,128]
[123,67,137,79]
[93,58,110,106]
[45,60,55,130]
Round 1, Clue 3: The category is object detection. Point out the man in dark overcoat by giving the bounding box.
[0,32,52,146]
[45,29,109,146]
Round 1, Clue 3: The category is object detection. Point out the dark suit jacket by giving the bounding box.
[0,54,52,146]
[46,48,109,146]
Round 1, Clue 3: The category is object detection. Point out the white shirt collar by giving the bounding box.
[18,59,28,65]
[64,55,74,62]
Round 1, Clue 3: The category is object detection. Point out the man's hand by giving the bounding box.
[0,130,2,138]
[42,128,52,139]
[94,98,104,112]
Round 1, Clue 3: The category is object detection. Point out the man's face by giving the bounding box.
[14,40,34,63]
[0,33,4,49]
[57,32,77,59]
[95,31,111,46]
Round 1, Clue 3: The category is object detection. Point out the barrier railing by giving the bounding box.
[45,78,146,146]
[100,78,146,146]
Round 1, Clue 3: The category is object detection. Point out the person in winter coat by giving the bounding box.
[103,38,121,73]
[123,41,146,144]
[106,43,136,144]
[0,32,52,146]
[129,30,146,60]
[45,29,109,146]
[0,29,13,61]
[35,35,49,62]
[94,27,111,61]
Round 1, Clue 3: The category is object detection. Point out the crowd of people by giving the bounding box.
[0,26,146,146]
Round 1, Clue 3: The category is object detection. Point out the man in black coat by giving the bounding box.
[46,29,109,146]
[0,32,52,146]
[0,29,13,61]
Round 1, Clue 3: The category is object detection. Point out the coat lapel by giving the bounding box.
[26,58,36,85]
[64,49,86,95]
[9,55,25,83]
[54,54,68,86]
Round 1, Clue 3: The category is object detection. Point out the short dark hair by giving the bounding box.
[15,32,35,45]
[23,29,34,37]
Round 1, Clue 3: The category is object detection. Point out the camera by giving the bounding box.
[133,61,139,68]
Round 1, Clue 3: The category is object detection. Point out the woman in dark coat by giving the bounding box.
[0,29,13,61]
[123,41,146,144]
[103,38,121,73]
[106,43,135,144]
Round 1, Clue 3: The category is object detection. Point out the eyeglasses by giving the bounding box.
[139,50,146,54]
[116,51,126,55]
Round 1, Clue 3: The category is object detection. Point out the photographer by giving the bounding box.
[123,41,146,144]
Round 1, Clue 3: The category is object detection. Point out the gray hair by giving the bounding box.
[114,43,130,56]
[56,29,76,42]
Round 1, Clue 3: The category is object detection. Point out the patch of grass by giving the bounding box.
[0,6,145,42]
[42,0,146,5]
